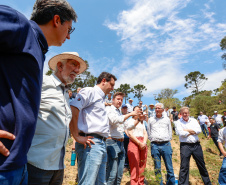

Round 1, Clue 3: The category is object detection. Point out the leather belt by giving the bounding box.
[79,132,107,141]
[107,137,124,142]
[151,141,169,144]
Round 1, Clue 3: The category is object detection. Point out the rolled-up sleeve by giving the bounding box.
[218,128,225,143]
[70,88,92,110]
[106,106,125,125]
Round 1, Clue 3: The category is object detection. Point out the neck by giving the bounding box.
[39,23,55,47]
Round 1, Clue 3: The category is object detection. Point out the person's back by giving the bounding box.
[0,1,77,184]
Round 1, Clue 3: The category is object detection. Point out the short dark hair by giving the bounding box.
[113,92,125,99]
[31,0,77,25]
[96,72,117,84]
[133,106,139,111]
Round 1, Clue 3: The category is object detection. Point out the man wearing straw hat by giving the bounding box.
[27,52,87,184]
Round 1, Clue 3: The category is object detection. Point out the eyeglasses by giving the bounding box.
[68,26,75,35]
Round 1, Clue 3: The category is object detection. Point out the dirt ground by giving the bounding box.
[63,134,223,185]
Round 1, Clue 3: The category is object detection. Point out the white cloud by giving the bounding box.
[203,70,226,90]
[104,0,226,97]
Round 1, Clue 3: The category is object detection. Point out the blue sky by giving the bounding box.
[2,0,226,106]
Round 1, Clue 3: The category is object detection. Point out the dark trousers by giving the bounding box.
[124,137,130,167]
[27,163,64,185]
[179,142,211,185]
[212,137,222,155]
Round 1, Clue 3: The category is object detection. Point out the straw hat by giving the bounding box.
[48,52,87,74]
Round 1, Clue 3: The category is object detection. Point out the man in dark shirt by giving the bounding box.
[221,111,226,127]
[170,107,179,134]
[0,1,77,184]
[208,118,222,156]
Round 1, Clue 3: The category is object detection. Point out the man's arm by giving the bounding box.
[218,142,226,157]
[70,106,94,149]
[0,131,15,156]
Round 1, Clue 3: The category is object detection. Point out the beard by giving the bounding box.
[62,73,76,84]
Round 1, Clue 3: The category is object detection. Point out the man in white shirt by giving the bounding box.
[197,111,209,137]
[147,103,175,185]
[126,99,134,113]
[27,52,87,184]
[106,92,139,185]
[70,72,117,185]
[212,111,223,127]
[175,107,211,185]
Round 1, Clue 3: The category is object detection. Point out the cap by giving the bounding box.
[122,104,128,108]
[214,111,218,113]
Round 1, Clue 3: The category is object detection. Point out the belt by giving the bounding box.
[79,133,107,141]
[181,142,200,145]
[107,137,124,142]
[151,141,169,144]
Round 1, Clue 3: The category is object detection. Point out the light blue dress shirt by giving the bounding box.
[27,74,72,170]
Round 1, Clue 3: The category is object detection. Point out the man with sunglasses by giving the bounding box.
[0,1,77,184]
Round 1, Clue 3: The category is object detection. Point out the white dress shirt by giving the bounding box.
[27,74,72,170]
[212,114,223,125]
[176,117,201,143]
[106,105,135,139]
[147,115,172,142]
[217,127,226,147]
[126,103,134,113]
[70,86,109,138]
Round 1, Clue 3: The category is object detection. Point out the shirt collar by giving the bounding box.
[51,74,65,87]
[181,117,191,123]
[94,86,105,99]
[155,114,164,119]
[30,20,48,54]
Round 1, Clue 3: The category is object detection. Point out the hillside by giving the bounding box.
[63,133,223,185]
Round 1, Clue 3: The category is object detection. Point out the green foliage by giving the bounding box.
[189,95,216,116]
[160,98,181,109]
[220,36,226,60]
[157,88,178,100]
[133,84,147,101]
[45,68,53,76]
[114,83,134,103]
[184,71,208,94]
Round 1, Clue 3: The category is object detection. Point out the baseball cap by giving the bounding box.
[122,104,128,108]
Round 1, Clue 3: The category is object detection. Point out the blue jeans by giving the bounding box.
[75,137,107,185]
[106,139,125,185]
[151,142,175,185]
[200,124,209,137]
[0,164,28,185]
[219,157,226,184]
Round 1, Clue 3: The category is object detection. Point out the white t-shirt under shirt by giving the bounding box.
[127,118,146,137]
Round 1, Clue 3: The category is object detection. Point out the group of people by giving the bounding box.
[0,1,226,185]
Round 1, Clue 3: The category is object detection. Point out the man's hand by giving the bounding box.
[0,130,15,156]
[74,135,95,149]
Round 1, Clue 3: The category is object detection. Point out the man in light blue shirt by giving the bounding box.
[27,52,87,184]
[148,104,155,118]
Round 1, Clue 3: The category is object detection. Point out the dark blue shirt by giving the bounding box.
[0,5,48,170]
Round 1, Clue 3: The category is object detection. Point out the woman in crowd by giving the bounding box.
[126,106,148,185]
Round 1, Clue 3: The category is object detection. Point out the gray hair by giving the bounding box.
[155,103,164,109]
[180,107,189,113]
[31,0,77,25]
[54,59,67,73]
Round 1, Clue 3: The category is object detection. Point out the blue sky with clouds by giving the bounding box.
[2,0,226,106]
